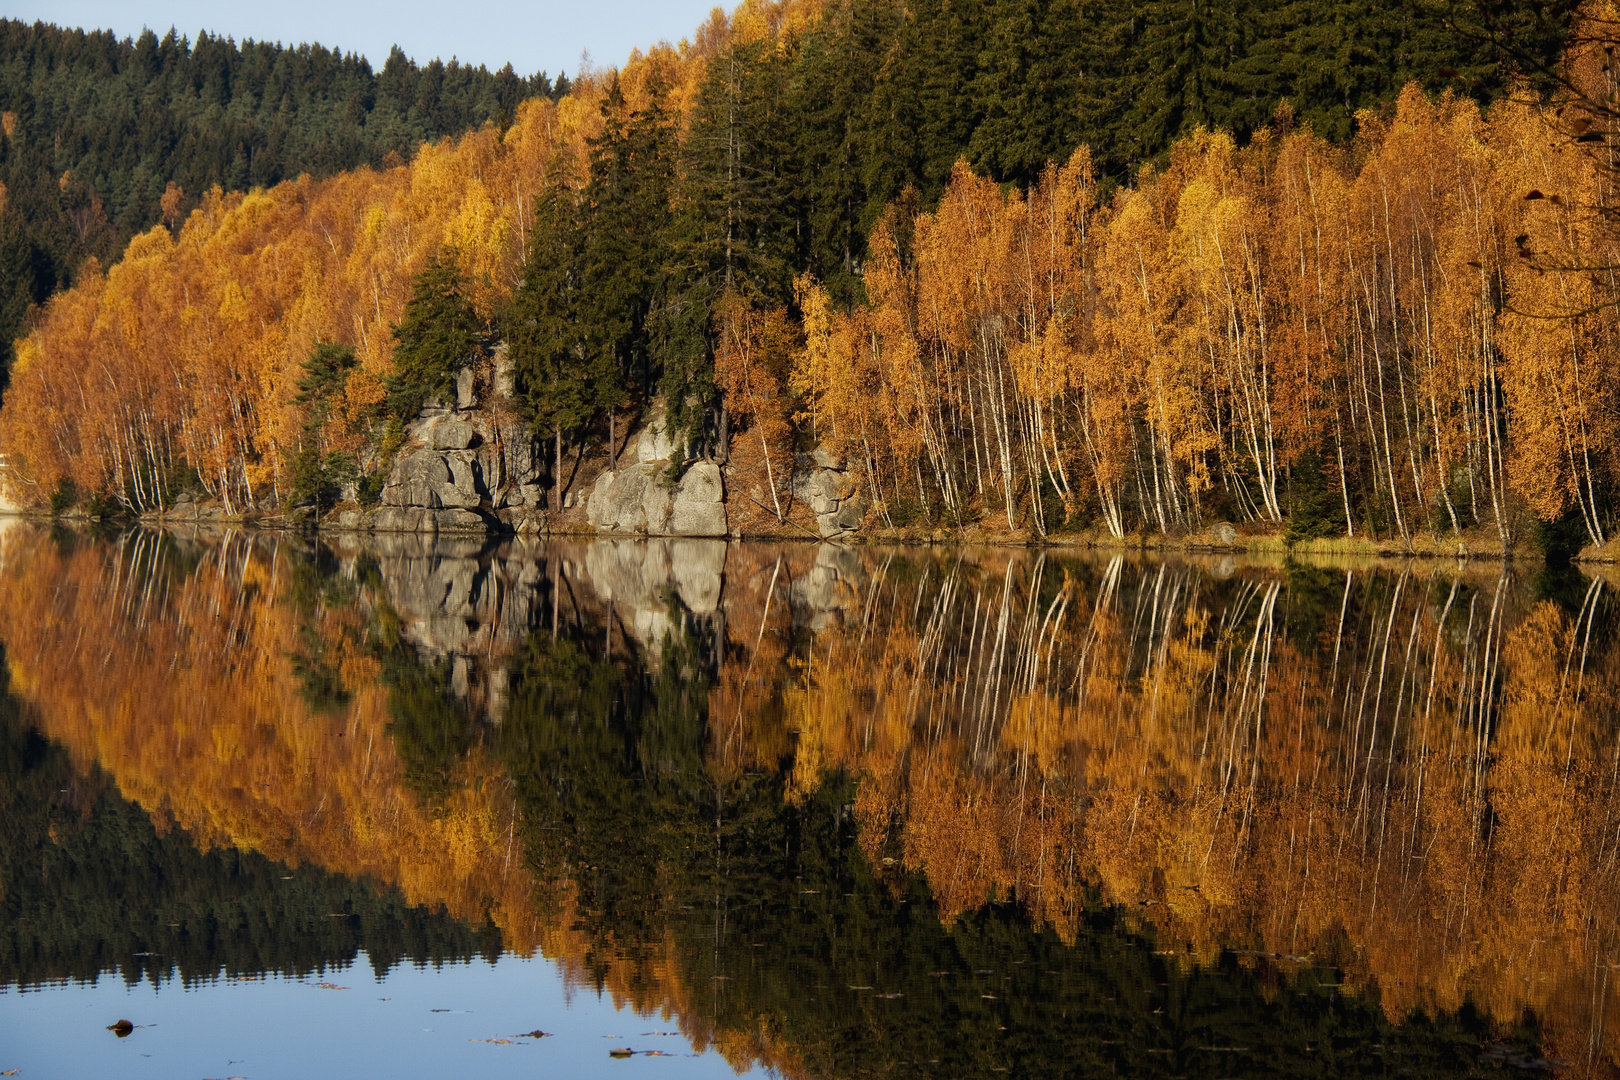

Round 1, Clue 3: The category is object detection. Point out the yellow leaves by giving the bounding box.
[0,85,575,506]
[121,226,175,265]
[729,0,773,46]
[217,281,250,323]
[9,335,39,378]
[789,273,846,438]
[443,179,514,318]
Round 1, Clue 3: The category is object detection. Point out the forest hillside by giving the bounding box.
[0,19,569,385]
[3,0,1614,552]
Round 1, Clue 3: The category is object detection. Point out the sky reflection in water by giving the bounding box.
[2,953,743,1079]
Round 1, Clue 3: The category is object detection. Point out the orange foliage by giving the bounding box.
[770,550,1620,1071]
[0,529,544,953]
[794,87,1620,544]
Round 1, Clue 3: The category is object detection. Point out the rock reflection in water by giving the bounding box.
[0,523,1615,1076]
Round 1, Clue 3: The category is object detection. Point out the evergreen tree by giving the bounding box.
[653,38,798,454]
[385,252,485,420]
[787,0,904,305]
[507,187,608,509]
[579,72,676,465]
[289,342,359,510]
[1122,0,1254,159]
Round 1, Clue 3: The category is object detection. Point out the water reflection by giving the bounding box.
[1,523,1615,1076]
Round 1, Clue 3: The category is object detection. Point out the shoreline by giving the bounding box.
[7,507,1612,566]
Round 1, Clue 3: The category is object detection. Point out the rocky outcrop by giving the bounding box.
[330,379,550,534]
[585,412,728,538]
[313,354,876,539]
[792,449,867,537]
[668,462,726,537]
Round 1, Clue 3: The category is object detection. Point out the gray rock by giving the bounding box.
[435,482,481,509]
[793,467,847,505]
[665,461,727,538]
[670,498,727,537]
[588,463,663,533]
[384,480,442,508]
[432,421,475,451]
[642,477,674,534]
[834,497,866,531]
[585,471,617,525]
[812,445,844,469]
[370,507,437,533]
[445,450,480,495]
[492,344,515,398]
[636,417,677,463]
[399,449,452,485]
[455,367,477,410]
[677,460,724,504]
[436,508,486,532]
[1211,521,1239,546]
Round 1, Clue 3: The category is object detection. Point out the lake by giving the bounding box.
[0,522,1615,1078]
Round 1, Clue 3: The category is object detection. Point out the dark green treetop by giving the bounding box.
[385,251,486,421]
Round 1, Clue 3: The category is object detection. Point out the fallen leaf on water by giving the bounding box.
[517,1031,551,1039]
[107,1020,134,1037]
[314,983,347,991]
[2,1068,20,1075]
[470,1039,513,1045]
[609,1048,635,1058]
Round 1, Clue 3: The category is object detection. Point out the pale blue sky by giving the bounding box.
[3,0,726,79]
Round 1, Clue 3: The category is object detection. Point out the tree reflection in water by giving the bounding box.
[1,524,1614,1076]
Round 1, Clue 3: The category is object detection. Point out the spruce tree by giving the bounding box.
[385,252,485,420]
[507,187,607,509]
[579,72,676,465]
[652,38,797,454]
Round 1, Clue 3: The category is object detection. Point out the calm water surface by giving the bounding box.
[1,522,1616,1078]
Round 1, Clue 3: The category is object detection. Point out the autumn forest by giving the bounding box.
[0,0,1615,550]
